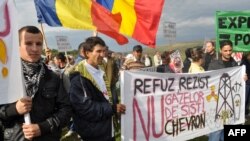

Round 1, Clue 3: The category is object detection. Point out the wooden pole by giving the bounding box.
[64,51,70,67]
[93,30,98,37]
[40,23,49,50]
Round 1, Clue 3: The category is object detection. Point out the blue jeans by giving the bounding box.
[208,130,224,141]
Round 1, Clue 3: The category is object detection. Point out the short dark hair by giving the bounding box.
[192,51,203,62]
[185,48,193,58]
[18,26,42,44]
[83,36,106,59]
[55,52,66,63]
[78,42,86,52]
[161,51,171,64]
[220,40,233,49]
[133,45,143,52]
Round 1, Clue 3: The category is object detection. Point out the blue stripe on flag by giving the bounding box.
[96,0,114,11]
[34,0,62,26]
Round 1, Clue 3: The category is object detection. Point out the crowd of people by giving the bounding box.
[0,25,250,141]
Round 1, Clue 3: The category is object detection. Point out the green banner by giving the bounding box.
[216,11,250,52]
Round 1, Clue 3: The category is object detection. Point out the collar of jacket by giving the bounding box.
[217,56,237,65]
[73,60,112,104]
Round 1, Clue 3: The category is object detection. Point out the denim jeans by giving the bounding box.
[208,130,224,141]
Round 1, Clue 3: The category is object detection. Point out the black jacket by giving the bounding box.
[182,58,191,73]
[70,72,116,141]
[240,57,250,85]
[0,64,72,141]
[208,57,238,71]
[157,64,174,73]
[203,52,216,71]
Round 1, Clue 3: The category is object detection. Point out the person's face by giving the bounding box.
[45,50,52,60]
[220,45,232,61]
[247,54,250,62]
[46,50,51,56]
[133,50,142,60]
[86,44,105,67]
[104,47,109,57]
[162,58,167,64]
[53,57,60,67]
[206,42,214,54]
[19,31,43,62]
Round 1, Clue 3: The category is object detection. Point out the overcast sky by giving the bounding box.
[14,0,250,52]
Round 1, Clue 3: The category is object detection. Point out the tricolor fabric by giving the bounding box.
[34,0,128,45]
[97,0,165,47]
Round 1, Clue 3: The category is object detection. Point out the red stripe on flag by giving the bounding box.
[91,2,128,45]
[132,0,164,47]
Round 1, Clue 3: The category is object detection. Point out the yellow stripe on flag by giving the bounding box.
[112,0,136,36]
[56,0,96,29]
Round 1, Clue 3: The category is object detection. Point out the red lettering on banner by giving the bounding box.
[133,97,150,141]
[132,91,205,140]
[0,3,10,37]
[133,96,165,141]
[151,96,164,138]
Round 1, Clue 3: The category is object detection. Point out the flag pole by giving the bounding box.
[40,23,49,50]
[93,30,98,37]
[64,51,70,67]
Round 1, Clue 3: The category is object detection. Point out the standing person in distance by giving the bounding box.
[203,41,216,71]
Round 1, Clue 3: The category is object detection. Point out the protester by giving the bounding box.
[44,48,52,65]
[240,52,250,116]
[207,40,239,141]
[182,48,193,73]
[69,36,126,141]
[144,54,153,67]
[100,46,119,104]
[0,26,71,141]
[121,45,145,70]
[74,42,86,64]
[157,51,174,73]
[188,50,205,73]
[153,51,162,66]
[203,41,216,71]
[63,42,88,139]
[67,55,75,65]
[53,52,67,74]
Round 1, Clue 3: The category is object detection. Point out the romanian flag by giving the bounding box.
[96,0,165,47]
[34,0,128,45]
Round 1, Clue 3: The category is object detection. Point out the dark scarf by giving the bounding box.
[21,59,45,97]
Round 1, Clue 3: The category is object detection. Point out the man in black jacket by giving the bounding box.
[0,26,71,141]
[207,40,238,141]
[69,37,126,141]
[203,41,216,71]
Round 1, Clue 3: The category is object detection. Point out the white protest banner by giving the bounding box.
[121,66,245,141]
[56,35,72,52]
[0,0,25,104]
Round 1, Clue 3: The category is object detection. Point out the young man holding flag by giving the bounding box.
[0,26,71,141]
